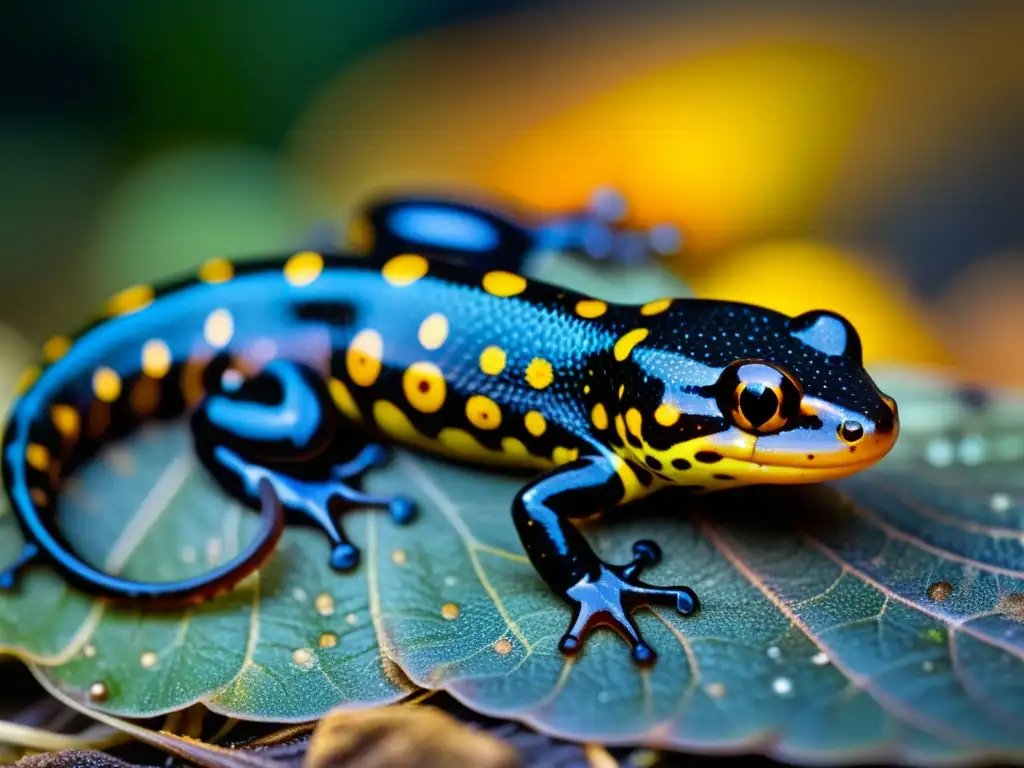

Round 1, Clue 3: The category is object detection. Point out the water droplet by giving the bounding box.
[927,581,953,601]
[956,435,986,465]
[441,602,460,620]
[88,681,109,702]
[990,492,1012,513]
[292,648,314,668]
[314,592,335,617]
[292,587,308,602]
[704,682,726,698]
[924,438,954,467]
[493,638,512,655]
[319,632,338,649]
[811,651,829,666]
[345,612,358,626]
[82,644,97,659]
[139,651,158,669]
[766,646,782,661]
[391,549,407,566]
[772,677,793,696]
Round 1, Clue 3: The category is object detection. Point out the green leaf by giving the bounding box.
[1,255,1022,765]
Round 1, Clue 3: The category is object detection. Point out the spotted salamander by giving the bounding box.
[0,209,898,665]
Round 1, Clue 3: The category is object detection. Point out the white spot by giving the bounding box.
[766,646,782,661]
[811,651,830,666]
[83,644,97,658]
[346,612,358,626]
[956,434,986,466]
[924,438,955,467]
[990,492,1012,514]
[292,587,308,602]
[203,308,234,349]
[221,368,244,392]
[292,647,314,669]
[205,538,222,565]
[179,545,196,564]
[772,676,793,696]
[444,575,458,587]
[922,660,935,673]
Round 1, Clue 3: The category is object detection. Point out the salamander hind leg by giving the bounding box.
[512,456,699,666]
[190,358,416,572]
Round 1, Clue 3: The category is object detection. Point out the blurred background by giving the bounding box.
[2,0,1023,393]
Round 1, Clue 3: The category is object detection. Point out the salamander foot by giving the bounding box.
[558,539,699,666]
[212,445,417,574]
[0,542,40,590]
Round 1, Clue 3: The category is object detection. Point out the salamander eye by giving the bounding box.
[717,361,802,435]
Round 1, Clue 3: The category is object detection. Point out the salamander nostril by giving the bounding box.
[839,420,864,443]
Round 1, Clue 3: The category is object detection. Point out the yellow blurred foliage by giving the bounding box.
[486,42,876,258]
[687,241,951,368]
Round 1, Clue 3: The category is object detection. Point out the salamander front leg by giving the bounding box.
[191,359,416,573]
[512,456,699,666]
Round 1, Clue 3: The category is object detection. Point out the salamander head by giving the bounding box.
[613,302,898,489]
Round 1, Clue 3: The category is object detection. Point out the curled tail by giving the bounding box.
[0,255,319,607]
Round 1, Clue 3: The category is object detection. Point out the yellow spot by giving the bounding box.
[382,253,429,287]
[618,385,625,400]
[328,377,361,421]
[319,632,338,649]
[441,602,461,620]
[92,367,122,403]
[42,336,72,362]
[479,346,507,376]
[493,638,513,655]
[16,366,40,395]
[403,361,447,413]
[614,328,649,361]
[131,378,161,415]
[346,329,384,387]
[625,408,643,437]
[501,437,528,456]
[198,257,234,284]
[655,403,681,427]
[640,298,673,316]
[553,446,580,465]
[283,250,324,287]
[482,270,527,297]
[25,443,50,472]
[314,592,335,617]
[391,549,408,566]
[87,682,108,703]
[575,299,608,318]
[141,339,172,379]
[203,309,234,348]
[51,405,80,439]
[466,395,501,430]
[30,488,48,507]
[438,428,483,455]
[591,403,609,431]
[291,648,314,668]
[417,313,449,350]
[524,410,547,437]
[139,651,158,670]
[104,284,154,316]
[583,384,591,394]
[525,358,554,389]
